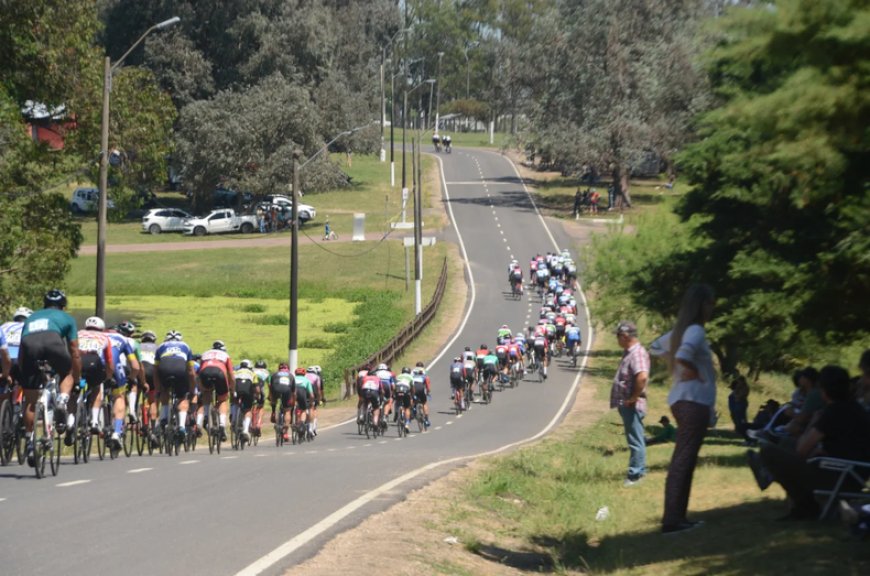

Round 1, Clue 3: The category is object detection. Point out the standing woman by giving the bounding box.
[656,284,717,534]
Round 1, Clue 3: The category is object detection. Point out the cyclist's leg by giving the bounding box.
[111,384,127,445]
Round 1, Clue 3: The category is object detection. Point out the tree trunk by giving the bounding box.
[619,171,632,208]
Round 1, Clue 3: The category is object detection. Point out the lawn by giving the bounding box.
[437,337,870,575]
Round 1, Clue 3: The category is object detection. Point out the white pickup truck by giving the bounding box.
[182,209,258,236]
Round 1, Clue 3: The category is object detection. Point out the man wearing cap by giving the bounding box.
[610,321,651,486]
[646,416,676,445]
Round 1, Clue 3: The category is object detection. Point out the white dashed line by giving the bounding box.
[434,426,443,431]
[255,453,267,457]
[179,460,199,465]
[127,467,152,473]
[446,421,454,426]
[57,480,91,487]
[305,450,317,455]
[221,456,238,460]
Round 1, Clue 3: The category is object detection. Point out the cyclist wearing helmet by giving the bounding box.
[197,340,236,442]
[496,325,512,344]
[475,344,489,377]
[305,366,322,436]
[106,322,141,448]
[76,317,115,443]
[294,367,314,438]
[359,366,383,429]
[394,367,414,432]
[411,362,431,428]
[18,290,81,463]
[269,363,294,441]
[116,321,144,422]
[462,349,477,395]
[251,360,269,438]
[154,330,196,440]
[374,363,396,429]
[0,306,32,386]
[138,330,160,442]
[232,359,256,443]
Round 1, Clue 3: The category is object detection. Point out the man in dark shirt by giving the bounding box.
[748,365,870,520]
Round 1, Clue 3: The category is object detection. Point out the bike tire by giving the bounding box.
[122,425,133,457]
[33,403,47,479]
[135,422,144,456]
[416,412,425,433]
[0,399,13,465]
[51,431,61,476]
[364,412,371,439]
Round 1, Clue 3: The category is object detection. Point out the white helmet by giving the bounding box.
[85,316,105,331]
[377,363,388,371]
[13,307,32,320]
[239,359,252,369]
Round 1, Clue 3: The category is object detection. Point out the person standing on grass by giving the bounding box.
[610,321,650,487]
[651,283,717,534]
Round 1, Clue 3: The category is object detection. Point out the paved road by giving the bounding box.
[0,149,590,576]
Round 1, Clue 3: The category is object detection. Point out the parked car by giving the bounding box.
[70,187,115,213]
[260,194,316,223]
[141,208,193,234]
[182,209,258,236]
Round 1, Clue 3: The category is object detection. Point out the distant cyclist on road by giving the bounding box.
[412,361,431,428]
[153,330,197,440]
[0,306,31,385]
[197,340,236,442]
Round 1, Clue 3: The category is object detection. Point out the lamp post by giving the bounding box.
[401,78,435,201]
[463,41,479,101]
[434,51,444,132]
[288,121,377,370]
[96,16,180,318]
[381,28,408,168]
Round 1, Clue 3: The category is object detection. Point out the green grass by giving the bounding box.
[442,343,870,575]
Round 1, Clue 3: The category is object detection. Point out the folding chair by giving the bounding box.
[807,457,870,519]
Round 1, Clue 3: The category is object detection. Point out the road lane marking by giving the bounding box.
[179,460,199,465]
[127,468,152,474]
[221,456,238,460]
[434,426,442,430]
[57,480,90,487]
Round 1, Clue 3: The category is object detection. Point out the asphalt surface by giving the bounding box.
[0,148,589,576]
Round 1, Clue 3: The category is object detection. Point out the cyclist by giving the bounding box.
[109,322,142,448]
[532,329,549,379]
[449,356,465,410]
[495,340,510,379]
[138,330,159,444]
[462,347,477,394]
[0,306,31,386]
[252,360,270,438]
[269,363,294,441]
[374,362,395,427]
[356,363,372,423]
[153,330,197,441]
[475,343,489,381]
[432,133,441,152]
[116,321,143,425]
[442,134,452,153]
[496,324,512,344]
[305,366,323,436]
[197,340,235,442]
[294,367,315,437]
[18,290,81,464]
[74,317,114,444]
[481,348,499,396]
[412,361,431,428]
[507,337,524,379]
[232,359,256,443]
[565,322,582,364]
[509,261,524,296]
[394,367,414,433]
[359,368,383,429]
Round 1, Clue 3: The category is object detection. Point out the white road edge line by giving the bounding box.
[127,467,153,473]
[57,480,91,487]
[233,152,593,576]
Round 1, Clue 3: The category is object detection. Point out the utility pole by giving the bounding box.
[434,51,444,132]
[288,149,301,371]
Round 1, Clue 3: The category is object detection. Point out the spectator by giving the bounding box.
[646,416,676,446]
[782,367,822,442]
[747,365,870,520]
[651,283,717,534]
[573,188,582,219]
[728,375,750,436]
[609,321,650,487]
[589,188,600,214]
[856,349,870,411]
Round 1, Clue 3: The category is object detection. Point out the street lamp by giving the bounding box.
[380,28,408,166]
[288,121,377,371]
[434,51,444,132]
[463,41,479,100]
[96,16,180,318]
[401,78,435,197]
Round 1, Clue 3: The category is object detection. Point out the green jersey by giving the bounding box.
[22,308,78,343]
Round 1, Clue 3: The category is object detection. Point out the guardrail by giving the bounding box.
[343,256,449,398]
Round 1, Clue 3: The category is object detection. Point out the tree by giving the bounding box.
[641,0,870,373]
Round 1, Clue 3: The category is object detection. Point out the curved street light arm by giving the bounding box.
[111,16,181,72]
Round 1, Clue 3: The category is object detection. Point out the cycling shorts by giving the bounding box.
[295,390,311,411]
[483,364,498,378]
[381,383,393,400]
[157,357,189,399]
[235,378,254,410]
[414,390,427,405]
[18,332,71,390]
[81,352,108,388]
[363,388,381,408]
[199,366,229,399]
[394,391,412,409]
[450,376,464,390]
[271,382,293,410]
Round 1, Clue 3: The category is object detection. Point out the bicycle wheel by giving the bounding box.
[33,403,47,478]
[364,411,371,439]
[122,423,133,457]
[16,417,27,465]
[135,420,145,456]
[416,409,425,433]
[164,422,174,456]
[80,420,92,464]
[51,428,61,476]
[0,399,13,465]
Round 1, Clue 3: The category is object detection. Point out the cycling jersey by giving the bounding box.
[449,361,464,388]
[304,372,321,401]
[21,308,77,342]
[374,368,395,397]
[270,370,294,408]
[496,328,512,342]
[200,348,232,377]
[77,329,114,387]
[19,308,78,390]
[155,340,194,398]
[395,374,413,394]
[482,353,499,376]
[411,370,429,395]
[0,320,24,362]
[508,343,521,359]
[107,332,135,387]
[462,350,476,364]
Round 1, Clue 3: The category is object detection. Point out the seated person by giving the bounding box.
[729,375,750,436]
[747,365,870,520]
[782,367,822,439]
[645,415,675,446]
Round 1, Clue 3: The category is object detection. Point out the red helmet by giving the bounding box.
[295,367,306,375]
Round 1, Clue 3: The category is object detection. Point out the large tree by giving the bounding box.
[638,0,870,373]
